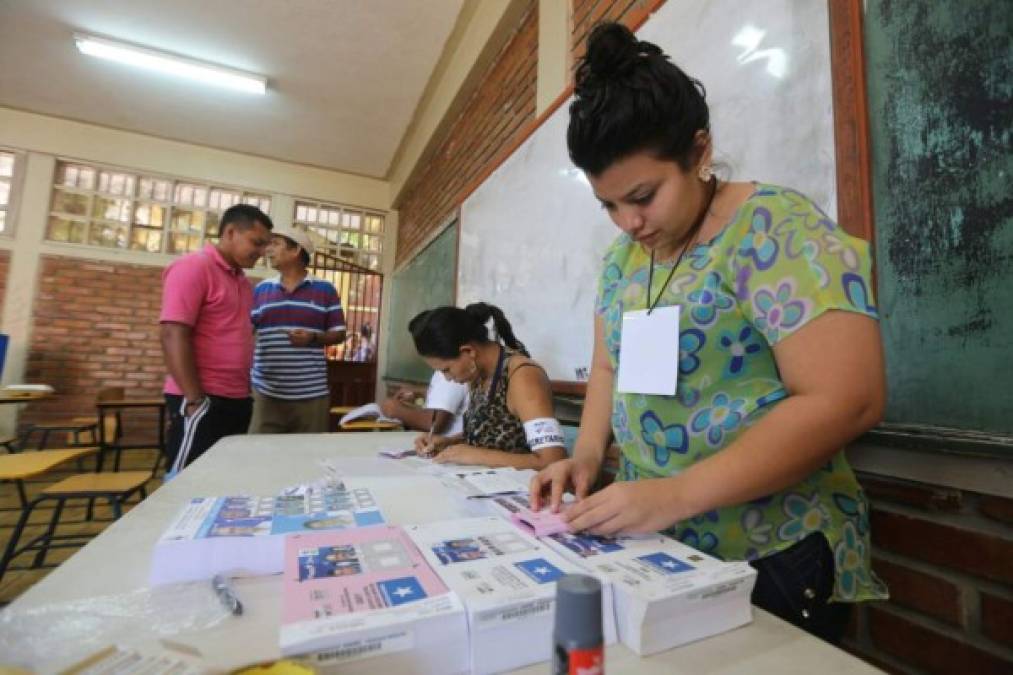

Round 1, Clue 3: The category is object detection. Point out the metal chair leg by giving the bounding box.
[32,498,64,568]
[15,479,28,509]
[0,498,38,582]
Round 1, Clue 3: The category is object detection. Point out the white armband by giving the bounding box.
[523,417,565,451]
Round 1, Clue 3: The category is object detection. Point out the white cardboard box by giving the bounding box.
[150,481,384,585]
[405,517,617,675]
[279,525,468,674]
[542,531,757,655]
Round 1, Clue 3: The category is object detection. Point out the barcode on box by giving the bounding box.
[475,598,552,630]
[316,642,381,662]
[310,630,414,666]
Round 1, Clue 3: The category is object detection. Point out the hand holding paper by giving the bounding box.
[529,456,602,512]
[564,477,685,536]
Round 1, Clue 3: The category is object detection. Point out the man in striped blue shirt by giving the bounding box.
[249,225,346,433]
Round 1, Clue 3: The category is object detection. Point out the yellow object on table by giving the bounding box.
[232,660,317,675]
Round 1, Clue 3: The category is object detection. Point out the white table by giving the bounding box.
[5,433,882,674]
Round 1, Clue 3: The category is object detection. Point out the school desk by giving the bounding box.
[0,446,98,508]
[4,433,882,674]
[95,398,167,471]
[0,387,51,404]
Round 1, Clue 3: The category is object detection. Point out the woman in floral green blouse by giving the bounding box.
[531,23,887,643]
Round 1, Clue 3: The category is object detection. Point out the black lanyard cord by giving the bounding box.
[646,176,718,314]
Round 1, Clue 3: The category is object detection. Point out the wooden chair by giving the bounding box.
[0,466,150,582]
[20,387,125,450]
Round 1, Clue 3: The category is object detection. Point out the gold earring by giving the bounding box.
[698,164,713,182]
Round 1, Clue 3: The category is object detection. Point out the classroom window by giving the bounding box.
[47,160,271,256]
[293,199,384,271]
[0,150,21,235]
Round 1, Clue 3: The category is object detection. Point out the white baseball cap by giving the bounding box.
[272,224,315,258]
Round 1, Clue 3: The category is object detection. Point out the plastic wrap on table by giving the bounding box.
[0,582,231,672]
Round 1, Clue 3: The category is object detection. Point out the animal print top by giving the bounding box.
[463,347,544,453]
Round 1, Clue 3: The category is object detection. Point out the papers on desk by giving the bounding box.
[377,447,417,459]
[405,517,617,674]
[150,480,385,585]
[280,525,468,674]
[399,464,536,498]
[60,643,207,675]
[338,403,401,426]
[542,531,757,655]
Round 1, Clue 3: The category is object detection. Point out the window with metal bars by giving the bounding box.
[293,199,384,272]
[46,159,272,256]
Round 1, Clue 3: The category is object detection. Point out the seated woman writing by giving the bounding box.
[408,302,567,469]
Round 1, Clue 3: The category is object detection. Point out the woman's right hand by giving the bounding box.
[529,455,602,513]
[414,433,450,457]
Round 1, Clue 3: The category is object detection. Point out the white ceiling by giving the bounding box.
[0,0,466,178]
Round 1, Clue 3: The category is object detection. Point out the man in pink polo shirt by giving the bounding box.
[159,204,273,476]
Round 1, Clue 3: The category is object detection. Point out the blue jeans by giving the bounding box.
[749,532,852,644]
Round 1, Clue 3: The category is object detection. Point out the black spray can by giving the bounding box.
[553,574,604,675]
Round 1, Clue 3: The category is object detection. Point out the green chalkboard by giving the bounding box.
[865,1,1013,437]
[383,223,458,383]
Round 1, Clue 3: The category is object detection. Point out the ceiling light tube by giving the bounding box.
[74,33,267,95]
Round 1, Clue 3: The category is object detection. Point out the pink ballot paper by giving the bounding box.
[280,525,468,673]
[485,493,570,537]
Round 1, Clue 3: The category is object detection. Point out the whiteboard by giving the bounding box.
[458,0,836,380]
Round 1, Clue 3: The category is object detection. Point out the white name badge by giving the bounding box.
[616,306,681,396]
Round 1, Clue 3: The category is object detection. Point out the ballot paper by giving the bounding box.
[338,402,401,425]
[280,525,468,674]
[405,517,616,674]
[150,480,385,585]
[484,493,570,537]
[542,531,756,655]
[377,448,417,459]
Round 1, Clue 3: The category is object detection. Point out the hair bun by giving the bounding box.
[584,23,660,81]
[464,302,492,321]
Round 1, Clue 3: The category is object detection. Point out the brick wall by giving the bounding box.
[846,473,1013,674]
[21,255,165,431]
[395,1,538,266]
[0,249,9,325]
[394,0,665,267]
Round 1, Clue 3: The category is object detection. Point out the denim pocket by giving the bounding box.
[751,532,834,621]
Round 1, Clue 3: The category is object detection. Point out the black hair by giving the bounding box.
[408,303,529,360]
[219,204,274,237]
[360,323,372,339]
[567,22,710,176]
[278,235,311,266]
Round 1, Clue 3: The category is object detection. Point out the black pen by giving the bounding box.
[212,574,243,616]
[424,410,437,456]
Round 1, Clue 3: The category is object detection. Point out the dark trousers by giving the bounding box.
[749,532,853,644]
[164,394,252,476]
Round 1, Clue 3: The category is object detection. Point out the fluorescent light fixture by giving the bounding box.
[74,33,266,95]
